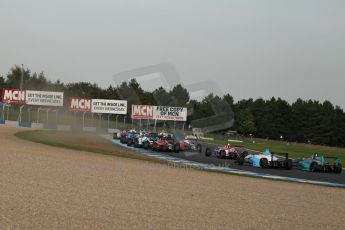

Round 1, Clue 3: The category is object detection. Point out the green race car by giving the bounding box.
[299,154,342,173]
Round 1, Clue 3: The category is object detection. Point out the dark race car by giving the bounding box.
[126,131,139,147]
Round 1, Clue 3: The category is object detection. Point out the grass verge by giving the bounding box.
[15,130,163,164]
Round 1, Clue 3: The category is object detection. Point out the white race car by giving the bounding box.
[242,149,293,170]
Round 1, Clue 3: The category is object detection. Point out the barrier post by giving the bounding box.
[154,119,157,132]
[173,120,176,131]
[146,119,149,131]
[139,119,142,130]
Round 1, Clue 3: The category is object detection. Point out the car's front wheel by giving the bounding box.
[310,162,318,172]
[260,158,269,168]
[205,148,211,157]
[334,163,342,174]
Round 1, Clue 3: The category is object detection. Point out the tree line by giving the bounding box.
[1,65,345,147]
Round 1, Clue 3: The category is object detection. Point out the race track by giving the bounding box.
[2,125,345,229]
[111,140,345,186]
[173,142,345,185]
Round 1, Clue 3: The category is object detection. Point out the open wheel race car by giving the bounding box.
[134,132,159,149]
[152,136,181,153]
[240,149,293,170]
[299,154,342,173]
[205,144,248,160]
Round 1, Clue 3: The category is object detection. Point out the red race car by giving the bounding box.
[152,136,180,153]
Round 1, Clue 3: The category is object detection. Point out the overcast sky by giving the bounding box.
[1,0,344,108]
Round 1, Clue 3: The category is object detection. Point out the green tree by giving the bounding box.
[169,84,189,106]
[236,108,256,135]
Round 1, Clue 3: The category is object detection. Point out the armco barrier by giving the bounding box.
[108,128,120,134]
[19,122,32,128]
[44,123,57,130]
[96,127,108,133]
[70,124,83,131]
[57,125,71,131]
[83,126,97,132]
[31,123,44,129]
[5,120,19,126]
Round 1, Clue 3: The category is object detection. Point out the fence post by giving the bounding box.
[82,111,87,129]
[55,109,59,125]
[115,115,119,129]
[28,107,32,123]
[107,114,111,129]
[18,105,24,123]
[37,107,41,123]
[2,104,6,120]
[123,115,127,129]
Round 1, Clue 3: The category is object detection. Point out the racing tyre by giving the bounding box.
[334,163,342,174]
[152,143,157,151]
[134,140,139,148]
[127,139,133,146]
[260,158,269,168]
[242,151,249,157]
[205,148,211,157]
[219,150,226,159]
[174,144,180,153]
[197,144,202,153]
[237,156,245,165]
[143,142,149,150]
[284,159,293,170]
[310,162,317,172]
[160,145,167,152]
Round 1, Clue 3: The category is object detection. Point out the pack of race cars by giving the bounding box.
[117,129,201,153]
[114,130,342,174]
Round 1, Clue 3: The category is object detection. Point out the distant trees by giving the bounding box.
[1,65,345,147]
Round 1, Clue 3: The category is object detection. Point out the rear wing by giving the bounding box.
[271,152,289,161]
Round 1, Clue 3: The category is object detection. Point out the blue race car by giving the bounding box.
[125,130,139,147]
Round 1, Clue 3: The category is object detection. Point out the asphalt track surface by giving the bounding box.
[117,141,345,185]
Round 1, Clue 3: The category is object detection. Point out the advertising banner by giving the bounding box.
[131,104,153,119]
[1,88,26,104]
[153,106,187,121]
[68,98,92,112]
[26,90,64,106]
[131,105,187,121]
[91,99,127,114]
